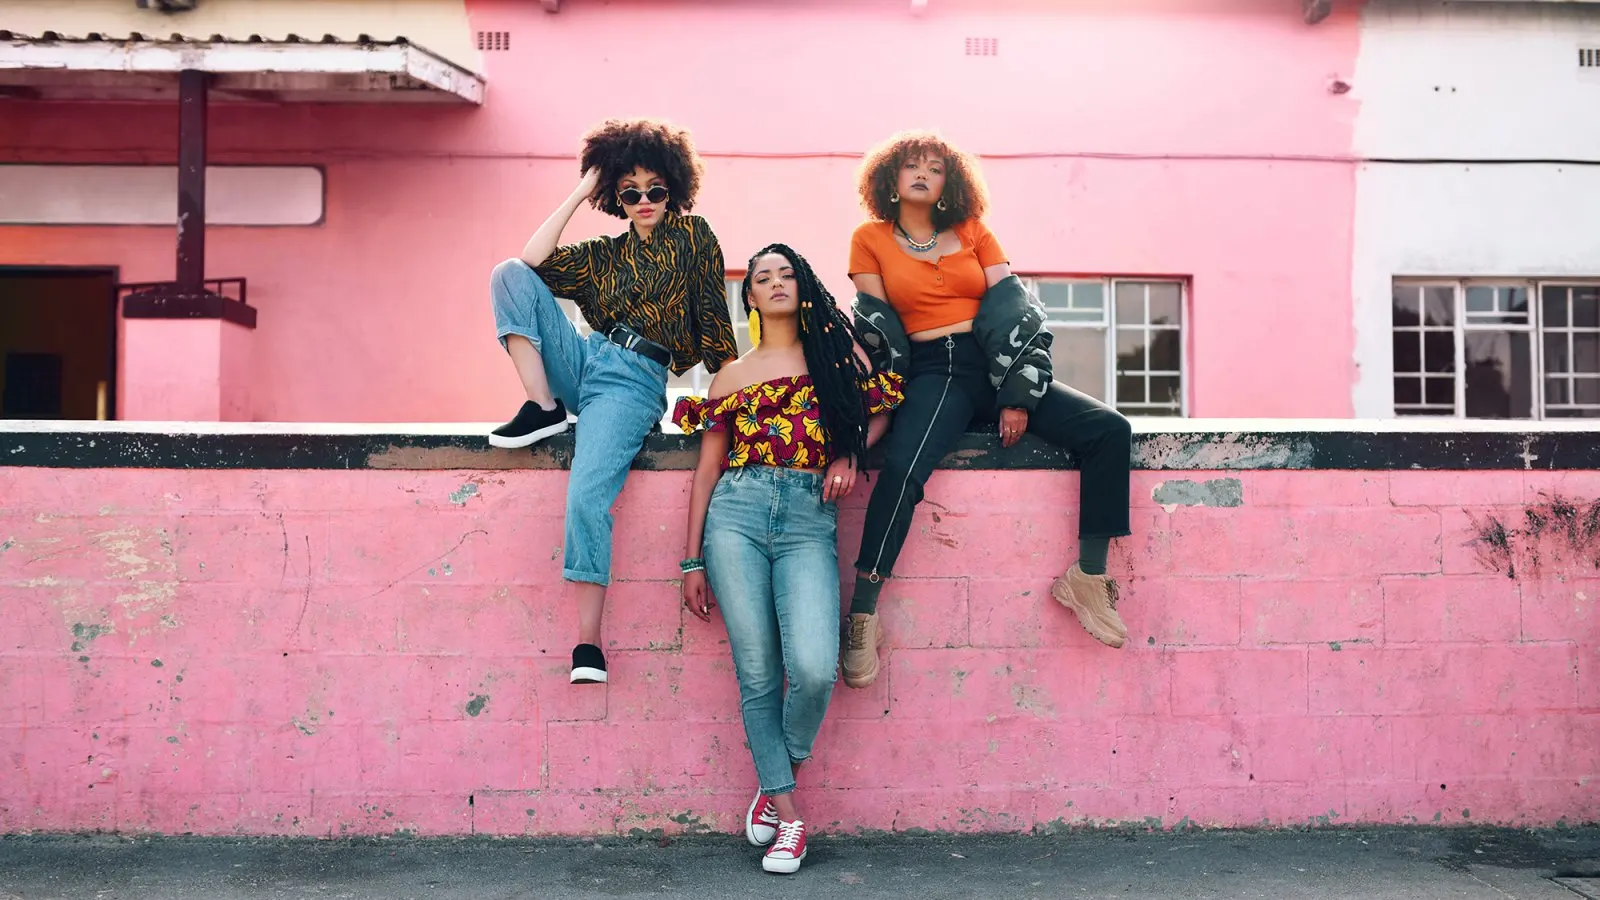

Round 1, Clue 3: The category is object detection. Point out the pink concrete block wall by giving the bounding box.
[2,467,1596,836]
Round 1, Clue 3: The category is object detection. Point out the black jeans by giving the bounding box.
[855,332,1133,578]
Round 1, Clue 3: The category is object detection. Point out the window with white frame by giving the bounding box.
[1392,279,1600,419]
[1022,277,1187,416]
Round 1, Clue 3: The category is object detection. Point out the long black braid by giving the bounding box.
[742,243,876,466]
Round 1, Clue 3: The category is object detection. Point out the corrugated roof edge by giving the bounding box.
[2,30,408,46]
[0,30,483,79]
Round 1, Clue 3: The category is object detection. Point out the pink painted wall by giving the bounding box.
[3,465,1594,835]
[120,319,253,421]
[0,0,1363,421]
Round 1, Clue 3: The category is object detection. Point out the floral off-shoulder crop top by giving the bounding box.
[673,371,905,470]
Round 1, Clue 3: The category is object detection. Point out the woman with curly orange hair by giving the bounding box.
[841,131,1134,689]
[488,118,738,685]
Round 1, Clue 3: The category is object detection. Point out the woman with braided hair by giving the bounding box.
[674,244,903,874]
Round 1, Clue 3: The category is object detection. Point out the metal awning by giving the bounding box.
[0,31,483,104]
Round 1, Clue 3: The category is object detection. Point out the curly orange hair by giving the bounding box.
[857,130,989,230]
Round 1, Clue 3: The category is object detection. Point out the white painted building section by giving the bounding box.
[1351,164,1600,416]
[1350,0,1600,417]
[1355,0,1600,160]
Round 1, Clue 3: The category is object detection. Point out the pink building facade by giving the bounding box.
[4,0,1600,838]
[3,0,1371,424]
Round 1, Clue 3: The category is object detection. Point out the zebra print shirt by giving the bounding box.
[535,212,739,375]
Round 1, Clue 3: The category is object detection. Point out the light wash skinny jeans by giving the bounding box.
[704,465,840,795]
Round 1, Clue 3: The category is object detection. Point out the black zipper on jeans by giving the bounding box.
[868,334,958,585]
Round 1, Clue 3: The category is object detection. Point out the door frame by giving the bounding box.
[0,265,121,420]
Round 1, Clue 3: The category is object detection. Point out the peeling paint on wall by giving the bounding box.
[69,622,112,652]
[1152,478,1244,508]
[1137,433,1315,470]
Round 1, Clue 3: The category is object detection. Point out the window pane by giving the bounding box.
[1467,286,1530,324]
[1147,283,1181,325]
[1576,333,1600,373]
[1115,283,1144,326]
[1545,333,1571,374]
[1038,280,1105,324]
[1036,280,1073,313]
[1546,378,1570,405]
[1074,281,1106,313]
[1046,283,1107,324]
[1466,286,1494,314]
[1542,286,1569,327]
[1467,285,1529,323]
[1423,331,1454,373]
[1507,286,1529,316]
[1424,377,1454,405]
[1148,330,1181,372]
[1394,377,1422,405]
[1577,377,1600,405]
[1394,331,1420,374]
[1463,331,1534,419]
[1548,407,1600,418]
[1393,284,1421,327]
[1115,329,1148,371]
[1116,374,1145,404]
[1423,286,1455,326]
[1576,288,1600,328]
[1049,327,1107,401]
[1149,376,1181,408]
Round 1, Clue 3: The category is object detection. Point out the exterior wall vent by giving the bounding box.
[965,37,998,56]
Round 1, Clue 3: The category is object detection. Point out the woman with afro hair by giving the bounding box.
[488,118,738,686]
[840,130,1134,689]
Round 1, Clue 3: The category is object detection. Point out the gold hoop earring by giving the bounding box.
[937,197,949,211]
[889,191,900,204]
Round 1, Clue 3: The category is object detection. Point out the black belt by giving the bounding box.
[604,324,672,368]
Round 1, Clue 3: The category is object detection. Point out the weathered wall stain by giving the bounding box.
[1152,478,1244,508]
[1137,433,1315,470]
[69,622,111,653]
[1467,493,1600,578]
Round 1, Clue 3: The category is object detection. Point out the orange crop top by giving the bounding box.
[847,218,1008,334]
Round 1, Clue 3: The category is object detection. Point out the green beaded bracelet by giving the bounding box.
[680,557,706,573]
